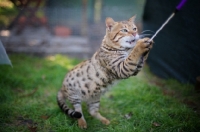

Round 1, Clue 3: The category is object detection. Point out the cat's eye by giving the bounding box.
[121,29,128,32]
[133,28,137,31]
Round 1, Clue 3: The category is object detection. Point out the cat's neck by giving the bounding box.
[100,35,130,52]
[101,36,131,53]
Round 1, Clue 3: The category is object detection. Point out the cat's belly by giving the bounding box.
[81,80,119,103]
[101,80,119,94]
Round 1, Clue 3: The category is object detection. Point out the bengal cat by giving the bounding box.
[57,16,153,128]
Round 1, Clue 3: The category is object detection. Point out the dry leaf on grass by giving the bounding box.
[152,122,161,127]
[27,124,37,132]
[40,115,50,120]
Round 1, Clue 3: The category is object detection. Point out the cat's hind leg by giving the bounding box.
[87,101,110,125]
[73,103,87,129]
[57,89,87,128]
[57,90,82,118]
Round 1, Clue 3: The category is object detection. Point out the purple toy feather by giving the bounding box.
[176,0,187,10]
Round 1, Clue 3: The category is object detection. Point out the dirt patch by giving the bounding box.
[16,116,37,132]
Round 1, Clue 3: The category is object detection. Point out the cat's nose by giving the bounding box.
[132,33,136,36]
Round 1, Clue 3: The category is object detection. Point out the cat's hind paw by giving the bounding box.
[101,118,110,125]
[78,118,87,129]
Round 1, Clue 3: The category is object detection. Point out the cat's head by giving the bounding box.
[104,16,139,50]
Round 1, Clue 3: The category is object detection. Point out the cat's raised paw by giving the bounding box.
[78,118,87,129]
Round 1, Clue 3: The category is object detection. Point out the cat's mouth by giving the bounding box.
[126,39,135,44]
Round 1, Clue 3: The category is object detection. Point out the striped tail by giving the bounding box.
[57,90,82,119]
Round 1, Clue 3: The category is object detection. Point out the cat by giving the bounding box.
[57,16,153,128]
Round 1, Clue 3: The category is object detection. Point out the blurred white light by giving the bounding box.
[0,30,10,37]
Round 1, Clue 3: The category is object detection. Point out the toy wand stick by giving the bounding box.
[148,0,187,42]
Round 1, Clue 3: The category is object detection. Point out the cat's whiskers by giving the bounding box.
[139,34,153,39]
[141,30,155,34]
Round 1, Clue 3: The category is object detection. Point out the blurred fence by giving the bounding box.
[45,0,145,37]
[0,0,145,58]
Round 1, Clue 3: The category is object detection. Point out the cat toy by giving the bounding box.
[148,0,187,42]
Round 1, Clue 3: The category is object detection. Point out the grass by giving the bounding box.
[0,54,199,132]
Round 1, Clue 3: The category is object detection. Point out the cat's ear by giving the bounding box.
[128,15,136,23]
[105,17,115,31]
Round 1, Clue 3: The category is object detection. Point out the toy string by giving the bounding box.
[148,0,187,42]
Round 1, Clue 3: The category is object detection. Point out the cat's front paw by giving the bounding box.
[135,38,153,56]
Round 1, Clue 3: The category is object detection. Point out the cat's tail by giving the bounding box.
[57,90,82,119]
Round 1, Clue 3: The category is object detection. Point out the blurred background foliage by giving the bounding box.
[0,0,18,27]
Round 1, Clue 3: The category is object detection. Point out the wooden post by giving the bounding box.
[94,0,102,23]
[81,0,88,36]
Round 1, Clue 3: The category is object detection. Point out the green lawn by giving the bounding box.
[0,54,199,132]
